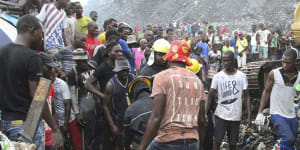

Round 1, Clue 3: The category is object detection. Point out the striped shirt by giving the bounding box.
[37,3,67,50]
[53,45,76,74]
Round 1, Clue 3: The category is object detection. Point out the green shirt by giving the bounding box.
[270,33,279,48]
[222,46,234,53]
[77,16,92,35]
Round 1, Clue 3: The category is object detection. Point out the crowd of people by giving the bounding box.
[0,0,299,150]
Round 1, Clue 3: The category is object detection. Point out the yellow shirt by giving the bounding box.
[236,39,248,55]
[76,16,92,34]
[182,40,191,45]
[98,32,106,44]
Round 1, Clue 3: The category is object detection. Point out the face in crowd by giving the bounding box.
[234,31,238,39]
[144,32,152,42]
[117,69,129,82]
[76,60,90,71]
[140,39,148,50]
[75,4,83,17]
[225,39,230,46]
[155,52,167,67]
[158,27,163,36]
[88,22,99,37]
[43,65,56,83]
[195,46,202,56]
[223,51,235,71]
[119,28,129,41]
[152,24,158,34]
[107,21,118,31]
[65,3,74,16]
[74,32,86,48]
[212,44,218,52]
[282,52,296,73]
[146,24,152,31]
[90,12,98,22]
[108,44,123,60]
[30,27,43,50]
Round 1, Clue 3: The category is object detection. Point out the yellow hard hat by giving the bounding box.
[152,39,170,53]
[186,58,202,74]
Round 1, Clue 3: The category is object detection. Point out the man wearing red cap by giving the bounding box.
[138,41,206,150]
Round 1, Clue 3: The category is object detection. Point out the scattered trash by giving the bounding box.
[0,131,36,150]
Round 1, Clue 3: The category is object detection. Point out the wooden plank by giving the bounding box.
[18,77,51,143]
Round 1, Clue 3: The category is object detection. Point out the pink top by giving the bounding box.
[134,48,145,71]
[151,67,206,142]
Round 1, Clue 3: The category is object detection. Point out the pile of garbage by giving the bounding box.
[234,97,300,150]
[0,131,35,150]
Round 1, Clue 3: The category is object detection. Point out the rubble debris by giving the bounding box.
[0,131,36,150]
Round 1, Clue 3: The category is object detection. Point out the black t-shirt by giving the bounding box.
[123,92,153,143]
[0,43,42,121]
[67,66,91,98]
[139,64,164,77]
[92,45,107,66]
[93,61,115,93]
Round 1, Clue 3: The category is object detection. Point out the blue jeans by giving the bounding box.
[1,120,45,150]
[146,139,199,150]
[272,115,298,150]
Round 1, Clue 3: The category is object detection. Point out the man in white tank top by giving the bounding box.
[257,49,300,150]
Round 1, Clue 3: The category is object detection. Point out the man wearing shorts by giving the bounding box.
[256,24,271,60]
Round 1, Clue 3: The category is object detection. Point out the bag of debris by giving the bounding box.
[0,131,36,150]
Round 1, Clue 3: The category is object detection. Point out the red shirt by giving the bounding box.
[45,85,55,146]
[84,35,100,58]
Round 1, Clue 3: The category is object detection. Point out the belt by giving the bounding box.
[221,98,237,105]
[164,139,198,145]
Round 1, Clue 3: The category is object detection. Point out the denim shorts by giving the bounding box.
[251,45,258,54]
[146,139,199,150]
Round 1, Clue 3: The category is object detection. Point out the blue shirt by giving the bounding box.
[197,42,209,75]
[119,39,134,73]
[129,48,136,74]
[119,39,131,55]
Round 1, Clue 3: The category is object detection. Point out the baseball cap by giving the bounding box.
[39,52,59,67]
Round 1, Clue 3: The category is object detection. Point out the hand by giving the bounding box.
[52,129,64,148]
[111,125,120,136]
[247,117,251,128]
[255,113,264,126]
[204,114,208,127]
[75,114,86,127]
[238,53,243,57]
[62,123,69,133]
[137,145,145,150]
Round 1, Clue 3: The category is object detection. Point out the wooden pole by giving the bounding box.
[18,77,51,143]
